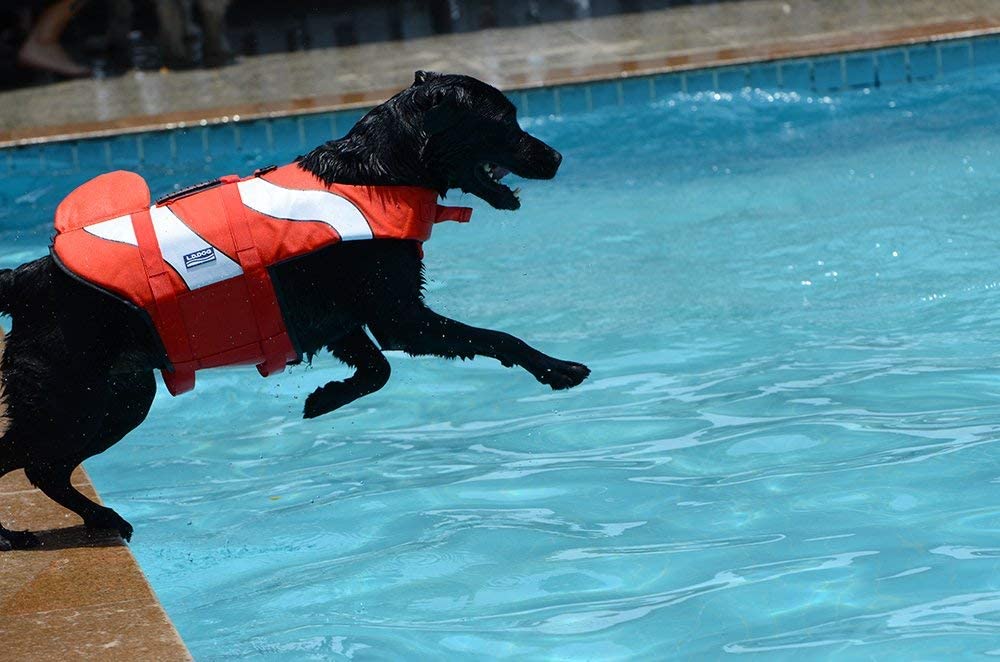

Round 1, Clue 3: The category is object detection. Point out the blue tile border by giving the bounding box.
[748,62,779,89]
[589,80,622,109]
[39,141,75,172]
[684,70,715,93]
[300,114,336,147]
[779,60,813,90]
[523,87,557,116]
[716,66,749,91]
[907,44,938,80]
[235,120,270,155]
[652,73,682,97]
[556,84,589,114]
[973,37,1000,66]
[940,40,973,75]
[525,34,999,107]
[3,33,999,173]
[270,117,303,154]
[138,132,174,166]
[876,49,907,85]
[845,53,877,88]
[621,77,654,105]
[811,56,844,92]
[73,138,111,170]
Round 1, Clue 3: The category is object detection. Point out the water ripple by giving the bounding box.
[551,533,786,561]
[42,64,1000,659]
[725,592,1000,654]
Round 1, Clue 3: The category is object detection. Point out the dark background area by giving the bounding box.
[1,0,730,89]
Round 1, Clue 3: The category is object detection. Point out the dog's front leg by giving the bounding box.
[303,327,390,419]
[369,305,590,390]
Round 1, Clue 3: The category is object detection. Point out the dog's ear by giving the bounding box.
[414,72,460,133]
[413,70,440,86]
[423,98,460,134]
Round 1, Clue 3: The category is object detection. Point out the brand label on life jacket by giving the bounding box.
[183,247,217,269]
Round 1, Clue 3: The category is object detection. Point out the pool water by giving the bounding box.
[3,64,1000,659]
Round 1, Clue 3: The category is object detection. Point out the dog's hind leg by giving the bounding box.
[303,327,390,419]
[24,462,133,541]
[0,328,36,550]
[0,462,41,551]
[23,370,155,542]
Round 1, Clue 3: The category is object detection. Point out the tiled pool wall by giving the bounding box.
[2,34,999,178]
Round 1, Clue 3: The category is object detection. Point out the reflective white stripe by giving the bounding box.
[149,205,243,290]
[237,177,373,241]
[83,215,138,246]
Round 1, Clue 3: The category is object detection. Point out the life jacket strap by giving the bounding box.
[434,205,473,223]
[131,207,197,395]
[218,175,298,378]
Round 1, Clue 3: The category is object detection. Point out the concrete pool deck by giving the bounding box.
[0,0,998,656]
[0,468,191,659]
[1,0,998,147]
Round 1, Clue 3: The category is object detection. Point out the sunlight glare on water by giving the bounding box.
[2,64,1000,659]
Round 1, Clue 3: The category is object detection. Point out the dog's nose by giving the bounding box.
[552,150,563,167]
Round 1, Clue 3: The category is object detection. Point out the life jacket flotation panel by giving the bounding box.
[51,163,472,396]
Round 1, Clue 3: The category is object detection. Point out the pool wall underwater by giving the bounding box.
[3,35,1000,176]
[2,31,1000,660]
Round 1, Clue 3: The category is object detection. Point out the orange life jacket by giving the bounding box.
[51,163,472,396]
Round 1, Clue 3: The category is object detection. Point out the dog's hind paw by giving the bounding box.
[0,528,40,550]
[85,509,133,542]
[532,359,591,390]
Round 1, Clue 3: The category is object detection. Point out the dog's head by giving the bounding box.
[300,72,561,211]
[408,71,562,210]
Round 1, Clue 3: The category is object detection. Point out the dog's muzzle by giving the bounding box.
[514,133,562,180]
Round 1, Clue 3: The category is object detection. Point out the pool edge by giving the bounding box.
[1,17,998,149]
[0,467,192,660]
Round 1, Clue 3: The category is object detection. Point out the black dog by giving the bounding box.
[0,71,590,550]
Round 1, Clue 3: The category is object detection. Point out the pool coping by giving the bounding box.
[0,467,192,659]
[1,17,998,149]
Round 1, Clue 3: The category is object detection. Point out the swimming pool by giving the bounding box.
[3,51,1000,658]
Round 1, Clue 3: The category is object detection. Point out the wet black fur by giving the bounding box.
[0,72,590,550]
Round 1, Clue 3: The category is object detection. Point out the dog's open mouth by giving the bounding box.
[468,161,522,210]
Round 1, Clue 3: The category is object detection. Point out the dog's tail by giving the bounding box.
[0,323,8,438]
[0,268,14,318]
[0,280,8,439]
[0,268,13,439]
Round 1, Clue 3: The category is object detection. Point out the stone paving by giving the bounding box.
[0,469,191,659]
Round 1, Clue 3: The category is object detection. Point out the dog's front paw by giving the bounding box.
[85,509,133,542]
[531,359,591,390]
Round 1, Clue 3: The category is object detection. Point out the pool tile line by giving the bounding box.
[4,37,1000,172]
[2,33,1000,177]
[0,16,993,151]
